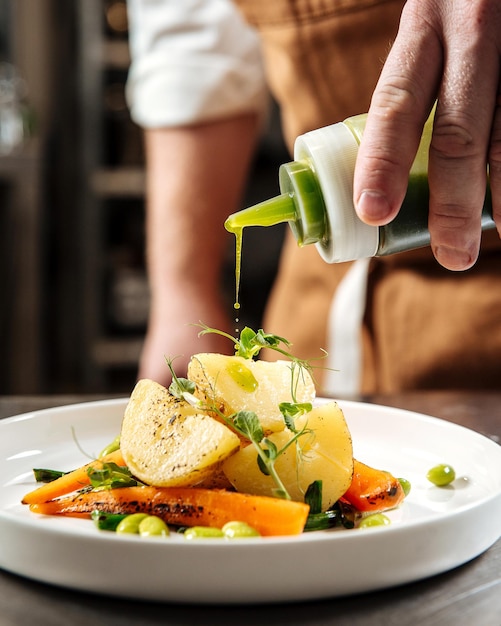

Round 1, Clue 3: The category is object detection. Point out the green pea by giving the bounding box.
[183,526,225,540]
[427,463,456,487]
[138,516,170,537]
[222,521,261,539]
[398,477,412,497]
[358,513,391,529]
[116,513,149,534]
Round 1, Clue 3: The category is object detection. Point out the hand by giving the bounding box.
[353,0,501,270]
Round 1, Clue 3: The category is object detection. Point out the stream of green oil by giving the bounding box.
[231,226,243,311]
[225,193,296,311]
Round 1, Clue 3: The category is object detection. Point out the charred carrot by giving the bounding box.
[22,449,126,505]
[341,459,405,513]
[27,486,310,536]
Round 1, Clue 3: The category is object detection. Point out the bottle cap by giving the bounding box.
[278,160,326,245]
[225,162,327,245]
[294,122,379,263]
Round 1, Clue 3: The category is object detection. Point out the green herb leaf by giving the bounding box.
[164,356,202,407]
[262,438,278,462]
[257,450,271,476]
[87,462,142,490]
[304,480,323,514]
[232,411,264,443]
[236,326,258,358]
[236,327,289,359]
[279,402,313,431]
[169,376,196,399]
[33,468,67,483]
[196,323,294,361]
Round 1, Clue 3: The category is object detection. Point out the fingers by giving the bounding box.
[354,0,442,225]
[427,99,492,271]
[427,1,500,269]
[354,0,501,271]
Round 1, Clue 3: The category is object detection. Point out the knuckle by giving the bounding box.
[362,151,404,173]
[430,116,478,159]
[371,80,423,121]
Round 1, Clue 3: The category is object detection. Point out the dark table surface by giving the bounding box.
[1,392,500,626]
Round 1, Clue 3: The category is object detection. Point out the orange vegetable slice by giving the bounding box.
[341,459,406,512]
[22,449,126,505]
[28,485,310,537]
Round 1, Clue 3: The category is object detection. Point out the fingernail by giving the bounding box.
[356,190,392,223]
[434,245,477,271]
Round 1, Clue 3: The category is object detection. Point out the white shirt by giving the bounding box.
[126,0,269,127]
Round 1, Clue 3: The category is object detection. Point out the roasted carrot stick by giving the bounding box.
[28,486,310,536]
[22,449,126,505]
[341,459,405,513]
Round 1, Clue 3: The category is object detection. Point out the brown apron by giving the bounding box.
[235,0,501,393]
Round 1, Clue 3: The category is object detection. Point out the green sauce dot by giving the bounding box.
[226,359,258,392]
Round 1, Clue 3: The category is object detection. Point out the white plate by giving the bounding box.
[0,398,500,604]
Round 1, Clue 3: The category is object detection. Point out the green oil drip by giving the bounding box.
[231,226,243,311]
[226,359,258,392]
[225,193,296,310]
[225,161,326,310]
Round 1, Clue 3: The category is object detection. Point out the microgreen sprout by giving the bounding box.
[87,462,144,490]
[196,323,289,360]
[279,402,313,430]
[217,408,313,500]
[198,322,314,364]
[170,370,314,501]
[168,325,323,500]
[165,356,203,408]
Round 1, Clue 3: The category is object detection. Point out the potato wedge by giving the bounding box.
[222,401,353,510]
[187,354,316,433]
[120,379,240,487]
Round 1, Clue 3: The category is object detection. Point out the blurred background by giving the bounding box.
[0,0,288,396]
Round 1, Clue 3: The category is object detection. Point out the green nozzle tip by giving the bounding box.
[225,194,296,233]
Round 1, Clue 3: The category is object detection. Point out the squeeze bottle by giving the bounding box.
[225,112,495,264]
